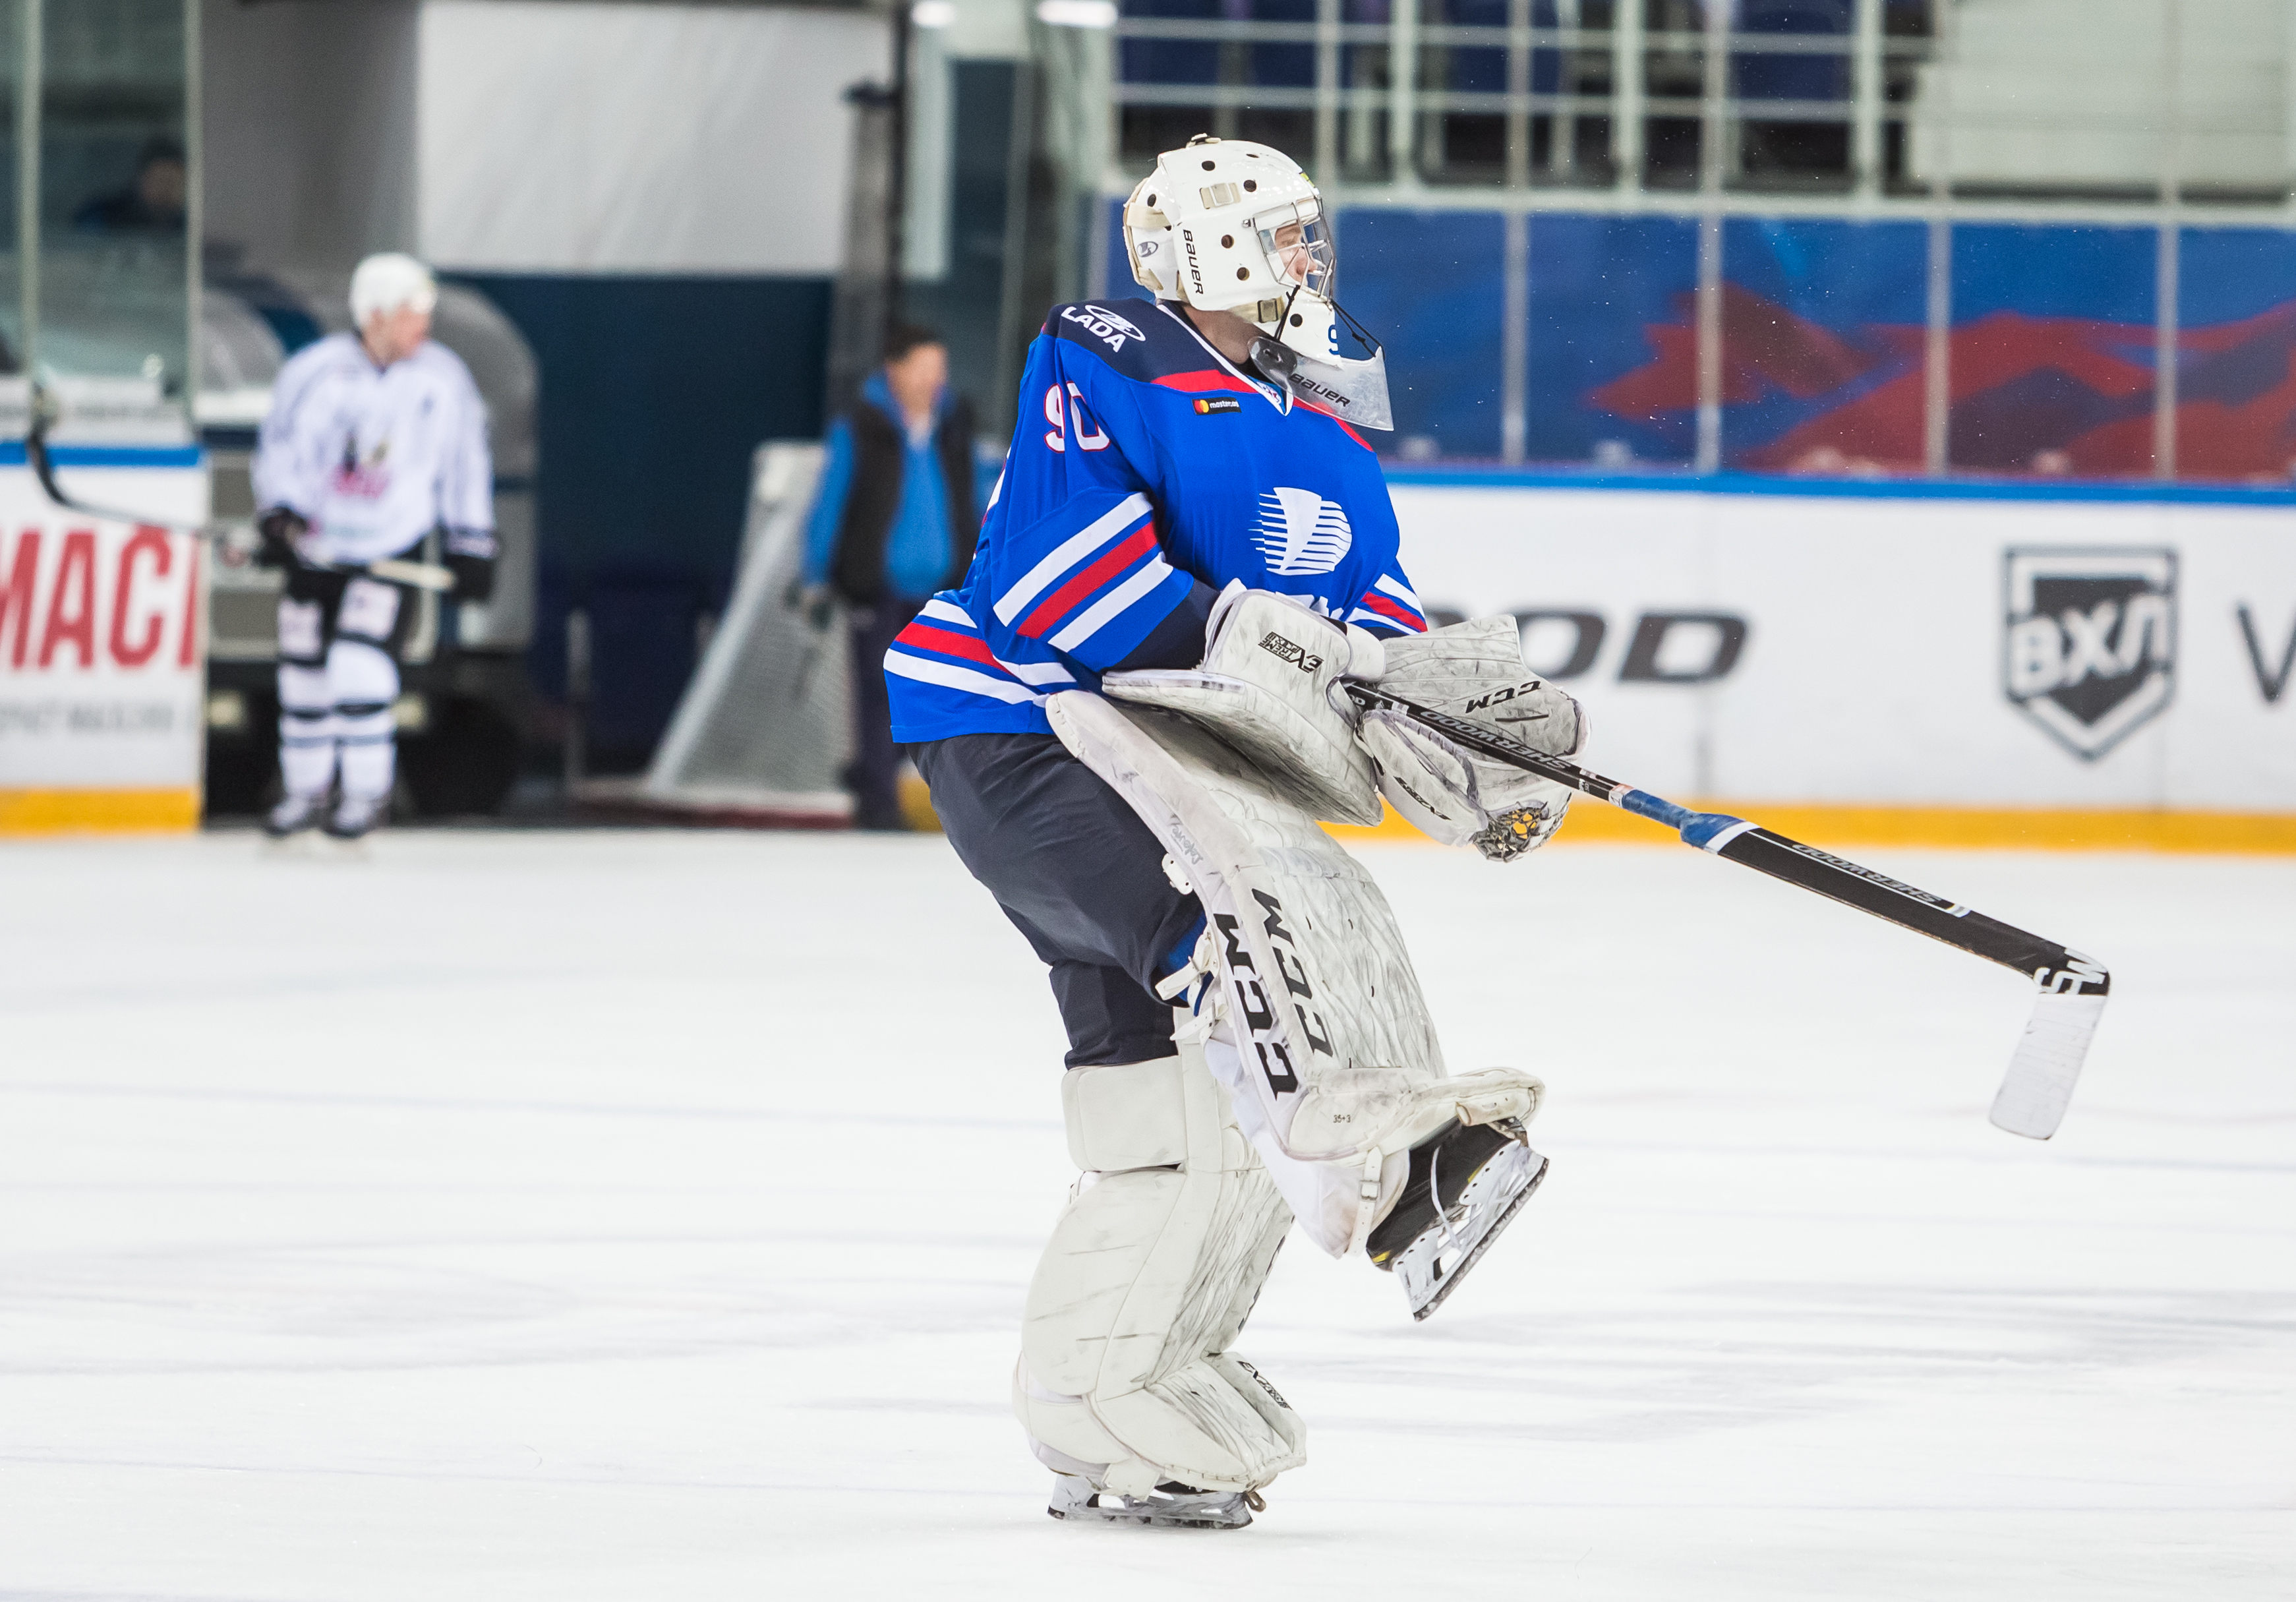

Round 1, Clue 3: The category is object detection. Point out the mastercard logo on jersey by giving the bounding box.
[1193,396,1243,415]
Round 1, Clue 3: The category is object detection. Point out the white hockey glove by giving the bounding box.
[1354,616,1586,862]
[1101,581,1387,825]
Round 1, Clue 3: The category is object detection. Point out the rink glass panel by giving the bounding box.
[0,0,196,442]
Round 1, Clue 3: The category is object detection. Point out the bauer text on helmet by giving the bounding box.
[1123,135,1394,430]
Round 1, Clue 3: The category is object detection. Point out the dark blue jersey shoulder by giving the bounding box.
[1044,299,1233,387]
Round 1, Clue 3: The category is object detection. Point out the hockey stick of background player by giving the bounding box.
[22,387,456,592]
[1345,682,2109,1141]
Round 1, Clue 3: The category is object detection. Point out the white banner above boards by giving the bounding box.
[0,460,209,833]
[1386,479,2296,816]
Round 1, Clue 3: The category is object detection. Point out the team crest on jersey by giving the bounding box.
[2003,547,2177,761]
[1059,304,1145,353]
[1251,487,1353,576]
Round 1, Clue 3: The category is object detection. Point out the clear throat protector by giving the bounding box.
[1251,298,1392,433]
[1246,207,1393,431]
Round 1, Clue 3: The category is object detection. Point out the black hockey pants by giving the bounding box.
[914,731,1207,1069]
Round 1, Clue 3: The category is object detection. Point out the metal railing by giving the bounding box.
[1080,0,2296,477]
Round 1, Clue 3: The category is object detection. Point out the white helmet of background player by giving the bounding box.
[1122,135,1393,430]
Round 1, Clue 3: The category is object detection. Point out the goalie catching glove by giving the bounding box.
[1356,616,1587,862]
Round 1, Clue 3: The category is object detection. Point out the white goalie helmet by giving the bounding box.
[1123,135,1393,430]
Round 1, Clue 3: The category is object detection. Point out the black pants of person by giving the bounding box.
[846,599,923,830]
[914,732,1208,1068]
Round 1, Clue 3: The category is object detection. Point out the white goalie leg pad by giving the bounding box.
[1047,688,1543,1259]
[1013,1050,1303,1497]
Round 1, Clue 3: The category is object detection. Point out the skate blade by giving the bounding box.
[1394,1142,1548,1322]
[1046,1476,1254,1530]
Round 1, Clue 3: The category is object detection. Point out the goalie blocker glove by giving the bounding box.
[1354,616,1587,861]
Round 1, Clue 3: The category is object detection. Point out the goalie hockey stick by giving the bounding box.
[22,394,456,593]
[1344,682,2109,1140]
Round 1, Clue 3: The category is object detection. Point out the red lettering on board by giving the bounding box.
[109,527,173,667]
[0,529,36,667]
[177,534,200,667]
[38,529,98,668]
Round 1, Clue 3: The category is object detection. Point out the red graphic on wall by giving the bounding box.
[1591,287,2296,479]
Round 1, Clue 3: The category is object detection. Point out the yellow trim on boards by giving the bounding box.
[0,788,202,835]
[1325,799,2296,855]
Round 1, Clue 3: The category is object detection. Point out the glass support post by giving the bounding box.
[1852,0,1882,200]
[1508,0,1532,190]
[2153,0,2183,481]
[1694,0,1726,472]
[1315,0,1341,185]
[1389,0,1419,189]
[1612,0,1643,192]
[16,0,40,387]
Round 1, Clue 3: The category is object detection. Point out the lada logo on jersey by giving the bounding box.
[1058,305,1144,353]
[2003,548,2176,761]
[1258,631,1322,674]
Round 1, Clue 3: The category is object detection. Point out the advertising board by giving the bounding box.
[0,460,209,833]
[1388,475,2296,839]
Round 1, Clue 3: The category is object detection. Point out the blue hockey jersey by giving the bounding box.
[885,299,1430,744]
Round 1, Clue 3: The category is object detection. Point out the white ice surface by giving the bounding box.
[1,830,2291,1599]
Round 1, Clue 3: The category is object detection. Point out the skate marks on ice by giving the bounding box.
[0,834,2291,1599]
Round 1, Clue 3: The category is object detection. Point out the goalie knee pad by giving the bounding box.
[1013,1052,1303,1497]
[1047,687,1544,1259]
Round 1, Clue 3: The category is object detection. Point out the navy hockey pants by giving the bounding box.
[914,732,1207,1069]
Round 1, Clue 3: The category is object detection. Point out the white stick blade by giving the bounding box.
[1990,990,2107,1139]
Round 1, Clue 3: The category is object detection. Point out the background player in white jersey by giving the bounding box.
[895,136,1587,1528]
[251,252,496,841]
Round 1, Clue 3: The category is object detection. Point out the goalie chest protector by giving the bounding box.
[884,299,1429,746]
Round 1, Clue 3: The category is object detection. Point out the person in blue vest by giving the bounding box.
[800,324,980,830]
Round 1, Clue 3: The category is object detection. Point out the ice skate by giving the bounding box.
[262,792,326,840]
[324,794,386,845]
[1047,1473,1261,1530]
[1367,1116,1548,1321]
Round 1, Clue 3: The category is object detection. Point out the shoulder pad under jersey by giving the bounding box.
[1044,300,1227,387]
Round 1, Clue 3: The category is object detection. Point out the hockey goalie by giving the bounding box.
[889,136,1583,1531]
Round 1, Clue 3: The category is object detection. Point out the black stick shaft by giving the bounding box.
[1345,683,2108,999]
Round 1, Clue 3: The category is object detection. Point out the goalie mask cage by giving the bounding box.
[639,442,855,824]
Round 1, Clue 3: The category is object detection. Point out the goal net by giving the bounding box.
[641,442,854,823]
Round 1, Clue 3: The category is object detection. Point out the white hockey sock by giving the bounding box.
[276,662,338,798]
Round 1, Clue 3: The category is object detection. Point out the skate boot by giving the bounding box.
[324,794,386,842]
[1366,1116,1548,1321]
[262,792,326,839]
[1047,1473,1261,1530]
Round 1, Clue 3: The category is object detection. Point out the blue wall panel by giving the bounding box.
[1338,208,1507,458]
[1527,213,1699,464]
[1720,218,1927,470]
[1947,224,2155,475]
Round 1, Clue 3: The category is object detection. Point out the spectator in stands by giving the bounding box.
[801,324,980,831]
[74,138,187,234]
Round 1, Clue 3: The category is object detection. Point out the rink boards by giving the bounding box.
[1383,470,2296,850]
[0,455,208,835]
